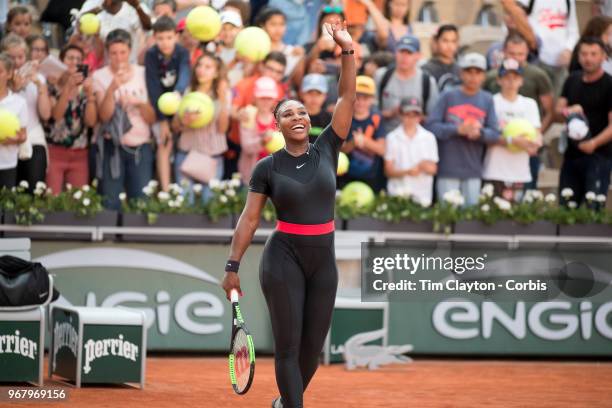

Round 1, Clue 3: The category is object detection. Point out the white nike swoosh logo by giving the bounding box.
[296,163,306,169]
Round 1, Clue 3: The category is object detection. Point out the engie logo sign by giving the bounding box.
[433,300,612,341]
[35,248,224,337]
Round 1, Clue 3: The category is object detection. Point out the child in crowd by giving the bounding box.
[426,53,500,206]
[299,73,331,143]
[0,53,28,190]
[145,16,191,192]
[172,51,230,202]
[482,58,542,201]
[340,75,386,192]
[2,34,51,192]
[6,6,32,39]
[385,97,438,207]
[237,76,278,185]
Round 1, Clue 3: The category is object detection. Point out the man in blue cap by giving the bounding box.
[375,34,439,136]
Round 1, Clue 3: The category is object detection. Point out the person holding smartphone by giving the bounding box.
[47,44,98,194]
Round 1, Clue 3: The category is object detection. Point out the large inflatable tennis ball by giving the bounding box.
[265,131,285,154]
[0,109,21,142]
[79,13,100,36]
[339,181,375,210]
[178,92,215,128]
[337,152,349,176]
[157,92,181,116]
[186,6,221,42]
[503,118,537,153]
[234,27,271,62]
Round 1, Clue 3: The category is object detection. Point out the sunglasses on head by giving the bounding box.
[322,5,343,14]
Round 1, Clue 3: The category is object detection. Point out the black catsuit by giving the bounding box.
[249,125,343,408]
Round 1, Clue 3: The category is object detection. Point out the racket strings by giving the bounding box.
[232,329,252,391]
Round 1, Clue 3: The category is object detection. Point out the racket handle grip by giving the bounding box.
[230,289,239,303]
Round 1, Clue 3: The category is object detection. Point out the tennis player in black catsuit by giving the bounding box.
[221,21,356,408]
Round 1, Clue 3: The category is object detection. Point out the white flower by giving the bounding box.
[229,178,241,188]
[35,181,46,190]
[568,201,577,209]
[73,190,83,200]
[494,196,512,212]
[169,183,182,195]
[46,188,53,195]
[168,200,177,208]
[481,204,490,213]
[33,188,44,197]
[119,192,127,201]
[596,194,606,203]
[148,180,159,189]
[142,186,154,196]
[209,179,221,190]
[65,183,72,190]
[561,188,574,199]
[443,189,465,207]
[19,180,29,189]
[481,183,494,198]
[226,189,236,197]
[157,191,170,201]
[231,172,241,180]
[82,184,90,192]
[193,184,203,194]
[523,194,534,204]
[91,179,98,188]
[585,191,596,202]
[180,178,190,188]
[545,193,556,203]
[219,195,228,203]
[82,198,91,207]
[532,190,543,201]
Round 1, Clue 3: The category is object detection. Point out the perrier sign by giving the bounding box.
[0,307,44,384]
[50,306,145,387]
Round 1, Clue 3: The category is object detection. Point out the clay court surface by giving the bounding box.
[2,356,612,407]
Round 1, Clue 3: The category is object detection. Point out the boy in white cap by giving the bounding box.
[425,52,500,206]
[299,73,331,143]
[385,97,439,207]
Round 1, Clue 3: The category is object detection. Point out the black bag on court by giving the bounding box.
[0,255,59,307]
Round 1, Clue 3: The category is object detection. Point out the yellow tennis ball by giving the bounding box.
[185,6,221,42]
[0,109,21,142]
[79,13,100,36]
[157,92,181,116]
[340,181,375,210]
[503,119,537,153]
[178,92,215,128]
[337,152,349,176]
[234,27,272,62]
[265,131,285,154]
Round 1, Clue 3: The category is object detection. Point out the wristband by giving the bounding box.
[341,49,355,55]
[225,260,240,273]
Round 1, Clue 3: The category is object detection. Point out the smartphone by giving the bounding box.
[77,63,89,78]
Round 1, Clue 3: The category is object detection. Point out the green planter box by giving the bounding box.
[2,211,117,240]
[119,213,232,243]
[454,220,557,236]
[345,217,433,233]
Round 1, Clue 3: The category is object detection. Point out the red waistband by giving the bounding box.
[276,220,335,235]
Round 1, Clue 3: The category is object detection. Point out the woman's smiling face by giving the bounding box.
[276,100,311,144]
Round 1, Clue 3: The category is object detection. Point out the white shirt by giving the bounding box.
[0,91,29,170]
[483,94,541,183]
[527,0,579,66]
[18,74,46,147]
[385,124,438,207]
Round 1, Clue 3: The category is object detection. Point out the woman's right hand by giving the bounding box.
[221,272,242,301]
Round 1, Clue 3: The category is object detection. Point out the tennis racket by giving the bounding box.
[228,289,255,395]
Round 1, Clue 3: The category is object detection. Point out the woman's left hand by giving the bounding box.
[323,20,353,51]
